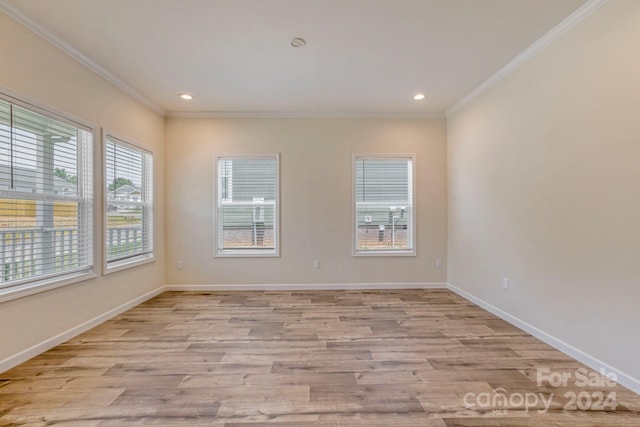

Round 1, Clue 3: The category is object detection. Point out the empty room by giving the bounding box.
[0,0,639,425]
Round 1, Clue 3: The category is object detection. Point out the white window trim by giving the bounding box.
[352,153,417,257]
[102,130,155,274]
[214,153,280,258]
[0,271,97,304]
[0,87,97,303]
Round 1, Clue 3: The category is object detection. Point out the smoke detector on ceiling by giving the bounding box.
[290,37,306,48]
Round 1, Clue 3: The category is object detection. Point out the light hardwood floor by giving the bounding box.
[1,290,639,426]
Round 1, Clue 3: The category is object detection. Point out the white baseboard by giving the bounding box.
[165,282,447,292]
[0,282,443,373]
[0,286,165,373]
[447,282,640,395]
[12,281,636,397]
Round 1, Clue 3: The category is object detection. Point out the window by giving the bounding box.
[353,154,415,256]
[104,134,154,271]
[0,95,94,297]
[216,154,279,257]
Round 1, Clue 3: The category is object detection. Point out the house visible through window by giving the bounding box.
[354,155,415,255]
[104,134,153,270]
[216,154,279,256]
[0,97,93,292]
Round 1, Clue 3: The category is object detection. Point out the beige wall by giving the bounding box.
[166,118,447,285]
[447,0,640,381]
[0,12,165,362]
[5,0,636,387]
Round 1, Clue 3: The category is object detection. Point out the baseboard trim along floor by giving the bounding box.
[0,287,165,373]
[3,288,640,424]
[447,282,640,394]
[164,282,448,292]
[2,281,638,398]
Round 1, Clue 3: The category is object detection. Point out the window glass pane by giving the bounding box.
[355,157,414,253]
[0,98,93,289]
[217,156,278,255]
[11,105,78,196]
[105,137,153,266]
[0,100,10,188]
[219,204,275,250]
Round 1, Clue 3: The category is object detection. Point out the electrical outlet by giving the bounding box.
[314,260,320,269]
[436,259,443,268]
[503,277,509,290]
[177,260,184,270]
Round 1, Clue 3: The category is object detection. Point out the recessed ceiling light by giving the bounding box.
[413,93,426,101]
[179,93,193,100]
[290,37,306,48]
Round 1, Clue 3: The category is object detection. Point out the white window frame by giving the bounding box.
[214,153,280,258]
[102,130,155,274]
[352,153,416,257]
[0,88,96,303]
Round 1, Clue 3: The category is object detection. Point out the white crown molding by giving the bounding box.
[0,0,165,116]
[1,0,608,120]
[447,283,640,395]
[166,111,445,120]
[446,0,609,117]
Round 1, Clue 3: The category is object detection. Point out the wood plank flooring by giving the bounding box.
[1,290,639,426]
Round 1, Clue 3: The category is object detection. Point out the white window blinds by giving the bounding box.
[354,155,415,255]
[216,154,279,256]
[105,135,153,268]
[0,97,93,290]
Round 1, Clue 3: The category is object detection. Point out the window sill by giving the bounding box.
[215,250,279,258]
[353,249,416,257]
[0,270,97,304]
[104,255,155,275]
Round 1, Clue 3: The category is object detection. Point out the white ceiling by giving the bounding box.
[4,0,588,115]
